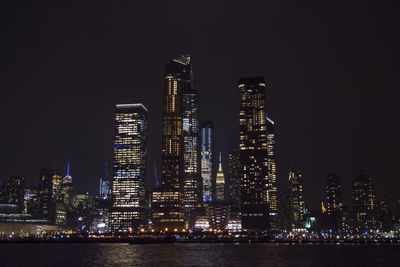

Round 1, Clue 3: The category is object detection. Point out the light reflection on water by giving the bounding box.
[0,243,399,266]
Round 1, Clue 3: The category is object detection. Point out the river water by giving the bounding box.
[0,243,399,266]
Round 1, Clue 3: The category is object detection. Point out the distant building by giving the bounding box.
[239,77,269,231]
[38,168,62,223]
[215,152,225,201]
[351,171,379,233]
[266,115,278,231]
[288,167,306,230]
[228,150,241,209]
[325,173,343,232]
[201,121,214,202]
[2,175,25,213]
[99,163,110,199]
[109,104,148,232]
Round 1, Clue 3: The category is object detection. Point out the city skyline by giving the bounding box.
[1,1,400,211]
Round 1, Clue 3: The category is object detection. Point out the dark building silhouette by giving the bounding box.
[288,167,306,230]
[38,168,61,223]
[325,174,343,232]
[266,115,278,231]
[228,150,241,209]
[238,77,269,231]
[351,171,378,233]
[109,104,148,232]
[2,175,25,213]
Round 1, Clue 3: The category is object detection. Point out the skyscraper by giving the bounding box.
[352,171,378,233]
[99,163,110,199]
[228,150,241,209]
[38,168,61,223]
[288,167,306,230]
[182,58,202,222]
[152,56,187,231]
[215,152,225,201]
[266,115,278,231]
[2,175,25,213]
[201,121,214,202]
[110,103,148,232]
[239,77,269,231]
[325,173,343,232]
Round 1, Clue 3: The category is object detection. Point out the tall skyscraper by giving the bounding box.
[239,77,269,231]
[325,173,343,232]
[352,171,378,233]
[288,167,306,230]
[38,168,61,223]
[110,103,148,232]
[182,58,202,222]
[152,56,187,231]
[99,163,110,199]
[228,150,241,209]
[201,121,214,202]
[266,115,278,231]
[215,152,225,201]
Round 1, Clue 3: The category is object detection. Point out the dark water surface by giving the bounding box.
[0,243,399,266]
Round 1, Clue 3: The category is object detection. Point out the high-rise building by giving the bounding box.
[228,150,241,209]
[38,168,61,223]
[325,173,343,232]
[288,167,306,230]
[239,77,269,231]
[351,171,378,233]
[2,175,25,213]
[201,121,214,202]
[99,163,110,199]
[152,57,187,231]
[266,115,278,231]
[182,59,202,222]
[110,103,148,232]
[215,152,225,201]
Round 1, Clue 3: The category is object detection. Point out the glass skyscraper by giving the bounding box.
[266,115,278,231]
[288,167,306,230]
[239,77,269,231]
[110,103,148,232]
[201,121,214,202]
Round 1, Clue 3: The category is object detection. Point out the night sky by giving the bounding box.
[1,1,399,209]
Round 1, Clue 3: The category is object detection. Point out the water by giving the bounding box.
[0,243,399,266]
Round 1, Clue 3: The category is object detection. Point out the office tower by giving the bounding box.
[325,174,343,232]
[182,61,202,222]
[60,163,74,212]
[109,103,148,232]
[39,168,61,223]
[228,150,241,209]
[352,171,378,233]
[24,188,40,216]
[266,115,278,231]
[201,121,214,202]
[152,56,187,231]
[288,167,306,230]
[239,77,269,231]
[215,152,225,201]
[2,175,25,213]
[99,163,110,199]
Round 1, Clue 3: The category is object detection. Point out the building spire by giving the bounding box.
[67,160,70,177]
[218,152,222,170]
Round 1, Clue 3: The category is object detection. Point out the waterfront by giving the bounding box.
[0,243,399,266]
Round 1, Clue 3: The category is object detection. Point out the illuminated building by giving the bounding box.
[266,115,278,231]
[288,167,306,230]
[2,175,25,213]
[24,188,39,216]
[325,173,343,232]
[228,150,241,209]
[215,152,225,201]
[206,201,231,231]
[201,121,214,202]
[99,163,110,199]
[151,56,188,230]
[182,57,202,223]
[109,104,148,232]
[239,77,269,231]
[351,171,379,233]
[39,168,62,223]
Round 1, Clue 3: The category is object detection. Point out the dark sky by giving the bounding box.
[1,1,399,209]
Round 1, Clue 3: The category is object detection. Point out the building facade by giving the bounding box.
[325,173,343,232]
[201,121,214,202]
[266,115,278,231]
[288,167,306,230]
[239,77,269,231]
[228,150,241,209]
[215,152,225,201]
[109,104,148,232]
